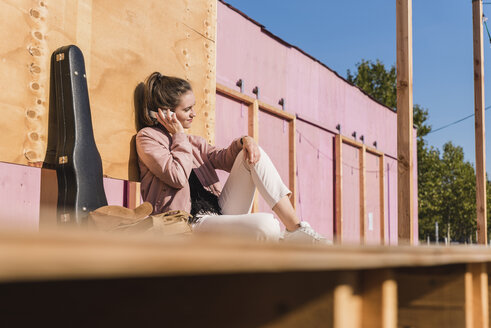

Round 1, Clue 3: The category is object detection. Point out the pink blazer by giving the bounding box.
[136,126,242,214]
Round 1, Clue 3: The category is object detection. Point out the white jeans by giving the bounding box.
[192,148,291,241]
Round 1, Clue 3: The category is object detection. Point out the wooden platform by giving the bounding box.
[0,230,489,327]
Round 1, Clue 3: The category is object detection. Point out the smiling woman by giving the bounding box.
[135,72,327,243]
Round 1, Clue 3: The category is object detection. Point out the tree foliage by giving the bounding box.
[347,59,484,243]
[347,59,397,109]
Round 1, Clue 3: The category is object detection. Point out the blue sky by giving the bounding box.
[224,0,491,173]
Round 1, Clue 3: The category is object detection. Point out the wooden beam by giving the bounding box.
[289,119,297,209]
[39,168,58,230]
[362,270,397,328]
[360,146,366,244]
[396,0,414,244]
[249,100,259,212]
[465,263,489,328]
[216,83,255,105]
[472,0,488,245]
[334,272,362,328]
[258,101,295,121]
[380,155,386,244]
[125,181,141,209]
[335,135,343,243]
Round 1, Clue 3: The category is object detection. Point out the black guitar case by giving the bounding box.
[44,45,107,225]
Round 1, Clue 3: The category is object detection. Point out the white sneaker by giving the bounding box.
[282,221,330,244]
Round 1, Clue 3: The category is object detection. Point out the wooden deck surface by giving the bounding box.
[1,230,490,327]
[0,229,490,282]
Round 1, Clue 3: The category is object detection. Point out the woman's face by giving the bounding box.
[173,90,196,129]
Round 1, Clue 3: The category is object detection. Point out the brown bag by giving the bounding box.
[89,202,192,236]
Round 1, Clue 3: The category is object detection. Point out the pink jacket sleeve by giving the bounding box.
[136,130,193,189]
[203,137,243,172]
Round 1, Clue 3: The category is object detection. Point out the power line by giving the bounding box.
[427,105,491,135]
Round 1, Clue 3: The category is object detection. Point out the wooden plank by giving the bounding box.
[0,270,337,327]
[362,269,397,328]
[289,119,297,209]
[472,0,488,245]
[465,263,489,328]
[4,231,491,282]
[341,137,362,149]
[380,155,386,244]
[258,101,295,121]
[335,134,343,243]
[125,181,141,209]
[39,168,58,230]
[249,100,259,213]
[216,83,255,105]
[334,271,362,328]
[366,146,384,157]
[398,265,466,328]
[360,146,366,244]
[396,0,414,244]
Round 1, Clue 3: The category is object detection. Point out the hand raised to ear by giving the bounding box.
[157,108,184,135]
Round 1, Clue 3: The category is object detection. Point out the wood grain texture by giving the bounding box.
[289,119,296,209]
[465,263,489,328]
[0,0,217,181]
[396,0,414,244]
[334,271,362,328]
[398,265,466,328]
[335,134,343,243]
[362,269,397,328]
[360,145,366,244]
[380,154,386,244]
[2,230,491,282]
[472,0,487,245]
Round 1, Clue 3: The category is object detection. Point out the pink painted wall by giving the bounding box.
[216,1,418,243]
[0,162,124,230]
[0,162,40,230]
[365,153,382,245]
[341,144,361,244]
[296,121,334,240]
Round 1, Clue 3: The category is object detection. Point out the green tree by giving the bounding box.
[347,59,397,109]
[439,142,476,242]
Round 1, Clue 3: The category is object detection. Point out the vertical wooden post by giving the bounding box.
[362,270,397,328]
[380,155,386,244]
[335,135,343,244]
[359,146,366,244]
[289,119,297,209]
[334,272,362,328]
[396,0,414,244]
[39,168,58,230]
[125,181,141,209]
[465,263,489,328]
[472,0,487,245]
[249,100,259,212]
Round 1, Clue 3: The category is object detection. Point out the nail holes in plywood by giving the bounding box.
[29,9,40,18]
[30,82,40,90]
[33,31,43,40]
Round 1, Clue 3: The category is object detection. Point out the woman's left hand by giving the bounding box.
[241,136,261,165]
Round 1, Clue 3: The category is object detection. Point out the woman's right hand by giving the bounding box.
[157,108,184,135]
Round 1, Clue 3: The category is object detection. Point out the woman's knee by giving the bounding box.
[249,213,281,241]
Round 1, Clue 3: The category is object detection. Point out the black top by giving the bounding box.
[188,170,222,223]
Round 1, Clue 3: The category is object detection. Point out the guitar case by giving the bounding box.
[44,45,107,225]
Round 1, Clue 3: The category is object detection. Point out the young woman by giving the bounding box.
[136,72,326,243]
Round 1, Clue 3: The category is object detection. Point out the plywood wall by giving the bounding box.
[0,0,216,181]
